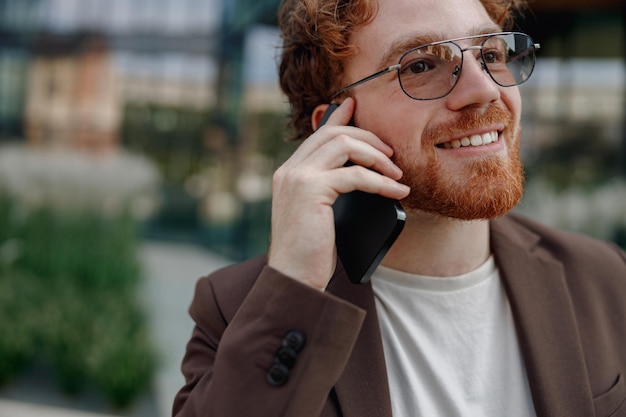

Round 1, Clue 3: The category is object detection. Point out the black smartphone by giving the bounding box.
[318,104,406,284]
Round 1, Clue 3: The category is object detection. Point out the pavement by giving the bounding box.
[0,240,234,417]
[0,400,121,417]
[140,241,233,417]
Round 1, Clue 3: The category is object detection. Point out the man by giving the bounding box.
[173,0,626,415]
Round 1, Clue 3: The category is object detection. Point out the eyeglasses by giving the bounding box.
[331,32,540,101]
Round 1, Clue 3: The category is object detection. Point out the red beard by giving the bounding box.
[395,105,524,220]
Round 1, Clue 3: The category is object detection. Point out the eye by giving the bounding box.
[482,49,506,65]
[404,59,435,75]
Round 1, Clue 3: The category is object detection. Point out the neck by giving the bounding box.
[381,209,491,277]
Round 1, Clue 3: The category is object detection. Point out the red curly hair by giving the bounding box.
[278,0,527,141]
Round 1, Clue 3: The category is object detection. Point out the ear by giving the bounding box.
[311,104,331,131]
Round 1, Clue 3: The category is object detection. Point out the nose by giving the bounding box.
[445,51,500,111]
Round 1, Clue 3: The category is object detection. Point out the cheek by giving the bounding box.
[357,104,431,153]
[503,87,522,122]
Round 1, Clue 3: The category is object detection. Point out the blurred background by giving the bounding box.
[0,0,624,416]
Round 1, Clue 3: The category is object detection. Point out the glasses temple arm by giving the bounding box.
[331,64,401,99]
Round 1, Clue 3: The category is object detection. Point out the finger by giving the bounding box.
[326,165,411,200]
[322,97,355,128]
[304,133,402,179]
[298,123,396,166]
[281,127,389,175]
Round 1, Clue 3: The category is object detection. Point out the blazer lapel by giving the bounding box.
[327,263,393,417]
[490,217,594,417]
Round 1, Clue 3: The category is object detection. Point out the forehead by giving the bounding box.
[350,0,498,68]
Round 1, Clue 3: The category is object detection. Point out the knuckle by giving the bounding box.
[332,133,353,148]
[272,167,286,185]
[275,167,310,190]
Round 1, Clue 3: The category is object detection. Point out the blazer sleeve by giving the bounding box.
[172,262,366,417]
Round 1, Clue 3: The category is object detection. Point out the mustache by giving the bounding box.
[422,105,514,146]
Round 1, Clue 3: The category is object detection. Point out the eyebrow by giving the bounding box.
[377,26,502,69]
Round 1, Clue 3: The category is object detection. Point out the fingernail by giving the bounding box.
[397,183,410,193]
[391,163,403,178]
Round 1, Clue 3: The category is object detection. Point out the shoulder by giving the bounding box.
[492,212,626,268]
[190,255,268,324]
[492,213,626,299]
[491,213,626,312]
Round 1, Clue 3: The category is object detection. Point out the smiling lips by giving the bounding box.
[437,131,499,149]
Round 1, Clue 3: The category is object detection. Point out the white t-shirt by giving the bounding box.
[371,256,536,417]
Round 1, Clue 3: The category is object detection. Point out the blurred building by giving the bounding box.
[516,2,625,175]
[24,32,121,151]
[1,0,622,137]
[0,0,624,256]
[1,0,217,146]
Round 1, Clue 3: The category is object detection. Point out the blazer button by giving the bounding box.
[275,346,298,369]
[282,329,306,352]
[266,362,290,386]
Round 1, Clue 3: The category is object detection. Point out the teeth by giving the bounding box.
[441,131,498,149]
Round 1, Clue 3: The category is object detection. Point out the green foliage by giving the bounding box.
[0,270,38,386]
[0,195,155,409]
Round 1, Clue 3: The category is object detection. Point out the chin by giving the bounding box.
[400,149,525,221]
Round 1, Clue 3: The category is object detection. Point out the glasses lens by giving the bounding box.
[398,42,463,100]
[482,33,536,87]
[397,33,536,100]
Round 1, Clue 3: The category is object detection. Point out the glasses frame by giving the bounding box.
[330,31,540,101]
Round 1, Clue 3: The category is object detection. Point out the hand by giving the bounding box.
[268,98,410,290]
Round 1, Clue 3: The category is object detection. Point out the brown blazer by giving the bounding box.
[173,213,626,417]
